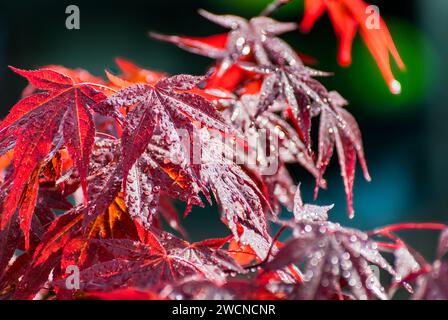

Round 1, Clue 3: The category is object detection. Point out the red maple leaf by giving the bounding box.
[53,230,242,296]
[265,221,395,300]
[300,0,405,93]
[0,68,113,248]
[97,74,229,188]
[315,91,370,217]
[0,2,443,303]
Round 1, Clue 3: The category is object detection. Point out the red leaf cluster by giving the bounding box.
[0,1,444,301]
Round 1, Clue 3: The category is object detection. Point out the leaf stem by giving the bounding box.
[370,222,447,236]
[96,131,118,140]
[244,225,286,270]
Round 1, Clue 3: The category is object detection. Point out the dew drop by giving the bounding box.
[390,79,402,95]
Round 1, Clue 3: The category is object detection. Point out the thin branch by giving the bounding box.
[244,225,286,270]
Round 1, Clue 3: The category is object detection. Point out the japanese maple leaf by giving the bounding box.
[85,134,204,231]
[0,67,111,248]
[4,207,84,300]
[81,138,124,228]
[71,132,199,237]
[237,61,369,215]
[125,140,205,229]
[390,245,421,294]
[55,231,242,294]
[0,187,70,280]
[16,192,137,299]
[413,261,448,300]
[157,196,188,238]
[264,167,299,215]
[97,74,229,190]
[44,138,124,238]
[214,92,320,213]
[18,65,107,99]
[85,128,271,259]
[238,62,331,149]
[0,212,21,278]
[70,197,133,242]
[86,288,162,300]
[199,128,271,258]
[0,153,72,281]
[219,93,317,175]
[412,229,448,300]
[300,0,405,93]
[150,32,229,61]
[163,276,284,300]
[292,186,334,222]
[72,140,139,240]
[12,189,135,299]
[152,10,299,89]
[316,91,370,217]
[265,199,395,300]
[164,264,302,300]
[113,58,165,85]
[32,209,84,268]
[438,229,448,261]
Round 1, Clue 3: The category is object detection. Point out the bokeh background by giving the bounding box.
[0,0,447,263]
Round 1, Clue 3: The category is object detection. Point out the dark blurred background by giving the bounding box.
[0,0,447,260]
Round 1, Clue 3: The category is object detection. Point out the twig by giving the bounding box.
[244,225,286,270]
